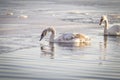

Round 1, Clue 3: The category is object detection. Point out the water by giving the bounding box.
[0,0,120,80]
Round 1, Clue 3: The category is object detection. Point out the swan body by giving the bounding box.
[40,27,90,43]
[99,15,120,36]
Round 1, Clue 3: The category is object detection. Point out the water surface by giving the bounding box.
[0,0,120,80]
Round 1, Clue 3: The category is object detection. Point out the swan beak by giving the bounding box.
[99,19,102,25]
[39,29,47,41]
[99,18,103,25]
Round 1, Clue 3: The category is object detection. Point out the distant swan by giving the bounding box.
[99,15,120,36]
[40,27,90,43]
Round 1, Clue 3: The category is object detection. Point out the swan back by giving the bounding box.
[55,33,90,43]
[108,25,120,35]
[55,33,79,43]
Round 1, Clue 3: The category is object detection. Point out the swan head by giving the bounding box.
[40,29,48,41]
[47,27,56,34]
[40,27,56,41]
[99,15,108,25]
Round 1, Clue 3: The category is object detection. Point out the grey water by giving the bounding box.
[0,0,120,80]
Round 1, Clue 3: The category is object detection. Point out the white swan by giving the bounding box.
[40,27,90,43]
[99,15,120,36]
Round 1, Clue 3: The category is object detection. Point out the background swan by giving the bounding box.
[40,27,90,43]
[99,15,120,36]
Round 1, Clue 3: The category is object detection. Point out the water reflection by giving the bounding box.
[99,36,108,51]
[99,36,108,64]
[56,42,90,48]
[40,42,90,59]
[40,42,54,59]
[55,42,91,52]
[103,36,108,49]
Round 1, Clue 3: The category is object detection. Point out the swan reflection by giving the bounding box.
[40,41,90,59]
[99,36,108,64]
[40,42,54,59]
[56,42,90,48]
[99,36,108,50]
[55,41,91,51]
[104,36,108,49]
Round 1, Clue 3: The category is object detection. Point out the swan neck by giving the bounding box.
[50,33,55,42]
[104,20,109,35]
[49,29,56,42]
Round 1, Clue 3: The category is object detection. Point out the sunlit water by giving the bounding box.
[0,0,120,80]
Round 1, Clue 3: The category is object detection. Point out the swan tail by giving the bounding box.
[75,34,90,41]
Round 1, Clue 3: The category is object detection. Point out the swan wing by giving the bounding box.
[55,33,90,42]
[74,33,90,42]
[55,33,75,41]
[108,25,120,35]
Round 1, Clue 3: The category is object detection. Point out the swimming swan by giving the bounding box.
[99,15,120,36]
[40,27,90,43]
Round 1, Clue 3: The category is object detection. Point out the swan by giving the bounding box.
[40,27,90,43]
[99,15,120,36]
